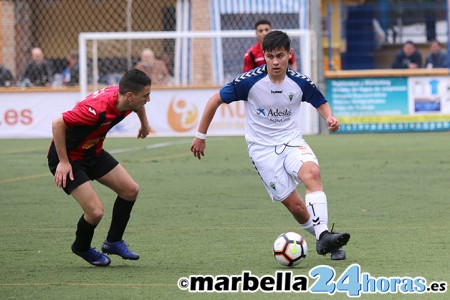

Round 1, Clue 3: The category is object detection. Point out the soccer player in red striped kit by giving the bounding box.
[242,19,298,72]
[47,69,151,266]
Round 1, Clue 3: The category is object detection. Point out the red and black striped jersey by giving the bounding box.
[50,86,132,161]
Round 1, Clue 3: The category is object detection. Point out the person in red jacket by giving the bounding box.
[242,19,298,72]
[47,69,152,267]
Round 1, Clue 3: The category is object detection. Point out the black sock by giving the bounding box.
[106,196,135,243]
[73,215,96,251]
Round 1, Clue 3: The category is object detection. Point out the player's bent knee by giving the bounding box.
[86,208,104,224]
[121,182,139,201]
[130,182,140,199]
[299,164,321,183]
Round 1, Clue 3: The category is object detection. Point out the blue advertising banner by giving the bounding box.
[327,77,409,116]
[326,77,450,133]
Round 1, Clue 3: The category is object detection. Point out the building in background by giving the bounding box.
[322,0,448,70]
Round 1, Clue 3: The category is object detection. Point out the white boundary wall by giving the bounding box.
[0,86,319,138]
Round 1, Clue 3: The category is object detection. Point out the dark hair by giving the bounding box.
[404,40,416,47]
[119,69,151,95]
[255,19,271,30]
[262,30,291,53]
[429,39,440,45]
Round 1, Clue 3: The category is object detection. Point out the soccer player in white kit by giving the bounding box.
[191,30,350,260]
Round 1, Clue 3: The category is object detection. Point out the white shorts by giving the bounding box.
[248,138,319,202]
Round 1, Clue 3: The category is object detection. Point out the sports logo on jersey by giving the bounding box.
[256,108,266,116]
[82,138,100,149]
[267,108,292,117]
[88,107,96,116]
[256,107,292,123]
[288,92,294,101]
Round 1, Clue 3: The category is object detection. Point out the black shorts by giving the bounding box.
[48,149,119,195]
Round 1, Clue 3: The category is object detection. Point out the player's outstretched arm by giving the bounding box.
[316,102,340,132]
[190,92,224,160]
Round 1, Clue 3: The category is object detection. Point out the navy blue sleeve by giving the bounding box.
[287,70,327,108]
[219,82,239,104]
[220,66,266,104]
[305,86,327,108]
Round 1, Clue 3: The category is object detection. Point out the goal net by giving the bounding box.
[78,29,321,136]
[79,29,316,97]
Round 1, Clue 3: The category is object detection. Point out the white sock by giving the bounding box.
[300,218,315,237]
[305,191,329,240]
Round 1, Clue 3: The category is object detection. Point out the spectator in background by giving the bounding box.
[135,48,171,85]
[63,50,80,86]
[21,47,53,86]
[425,39,448,68]
[242,19,298,72]
[159,52,174,77]
[391,41,422,69]
[0,65,14,87]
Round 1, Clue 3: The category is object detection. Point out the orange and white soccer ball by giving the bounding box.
[273,232,307,267]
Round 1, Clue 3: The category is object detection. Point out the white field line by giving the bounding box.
[109,139,193,154]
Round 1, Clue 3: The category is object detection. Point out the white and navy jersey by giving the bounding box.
[219,65,327,146]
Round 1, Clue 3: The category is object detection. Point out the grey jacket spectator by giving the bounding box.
[391,41,422,69]
[0,65,14,87]
[21,47,53,86]
[425,40,448,68]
